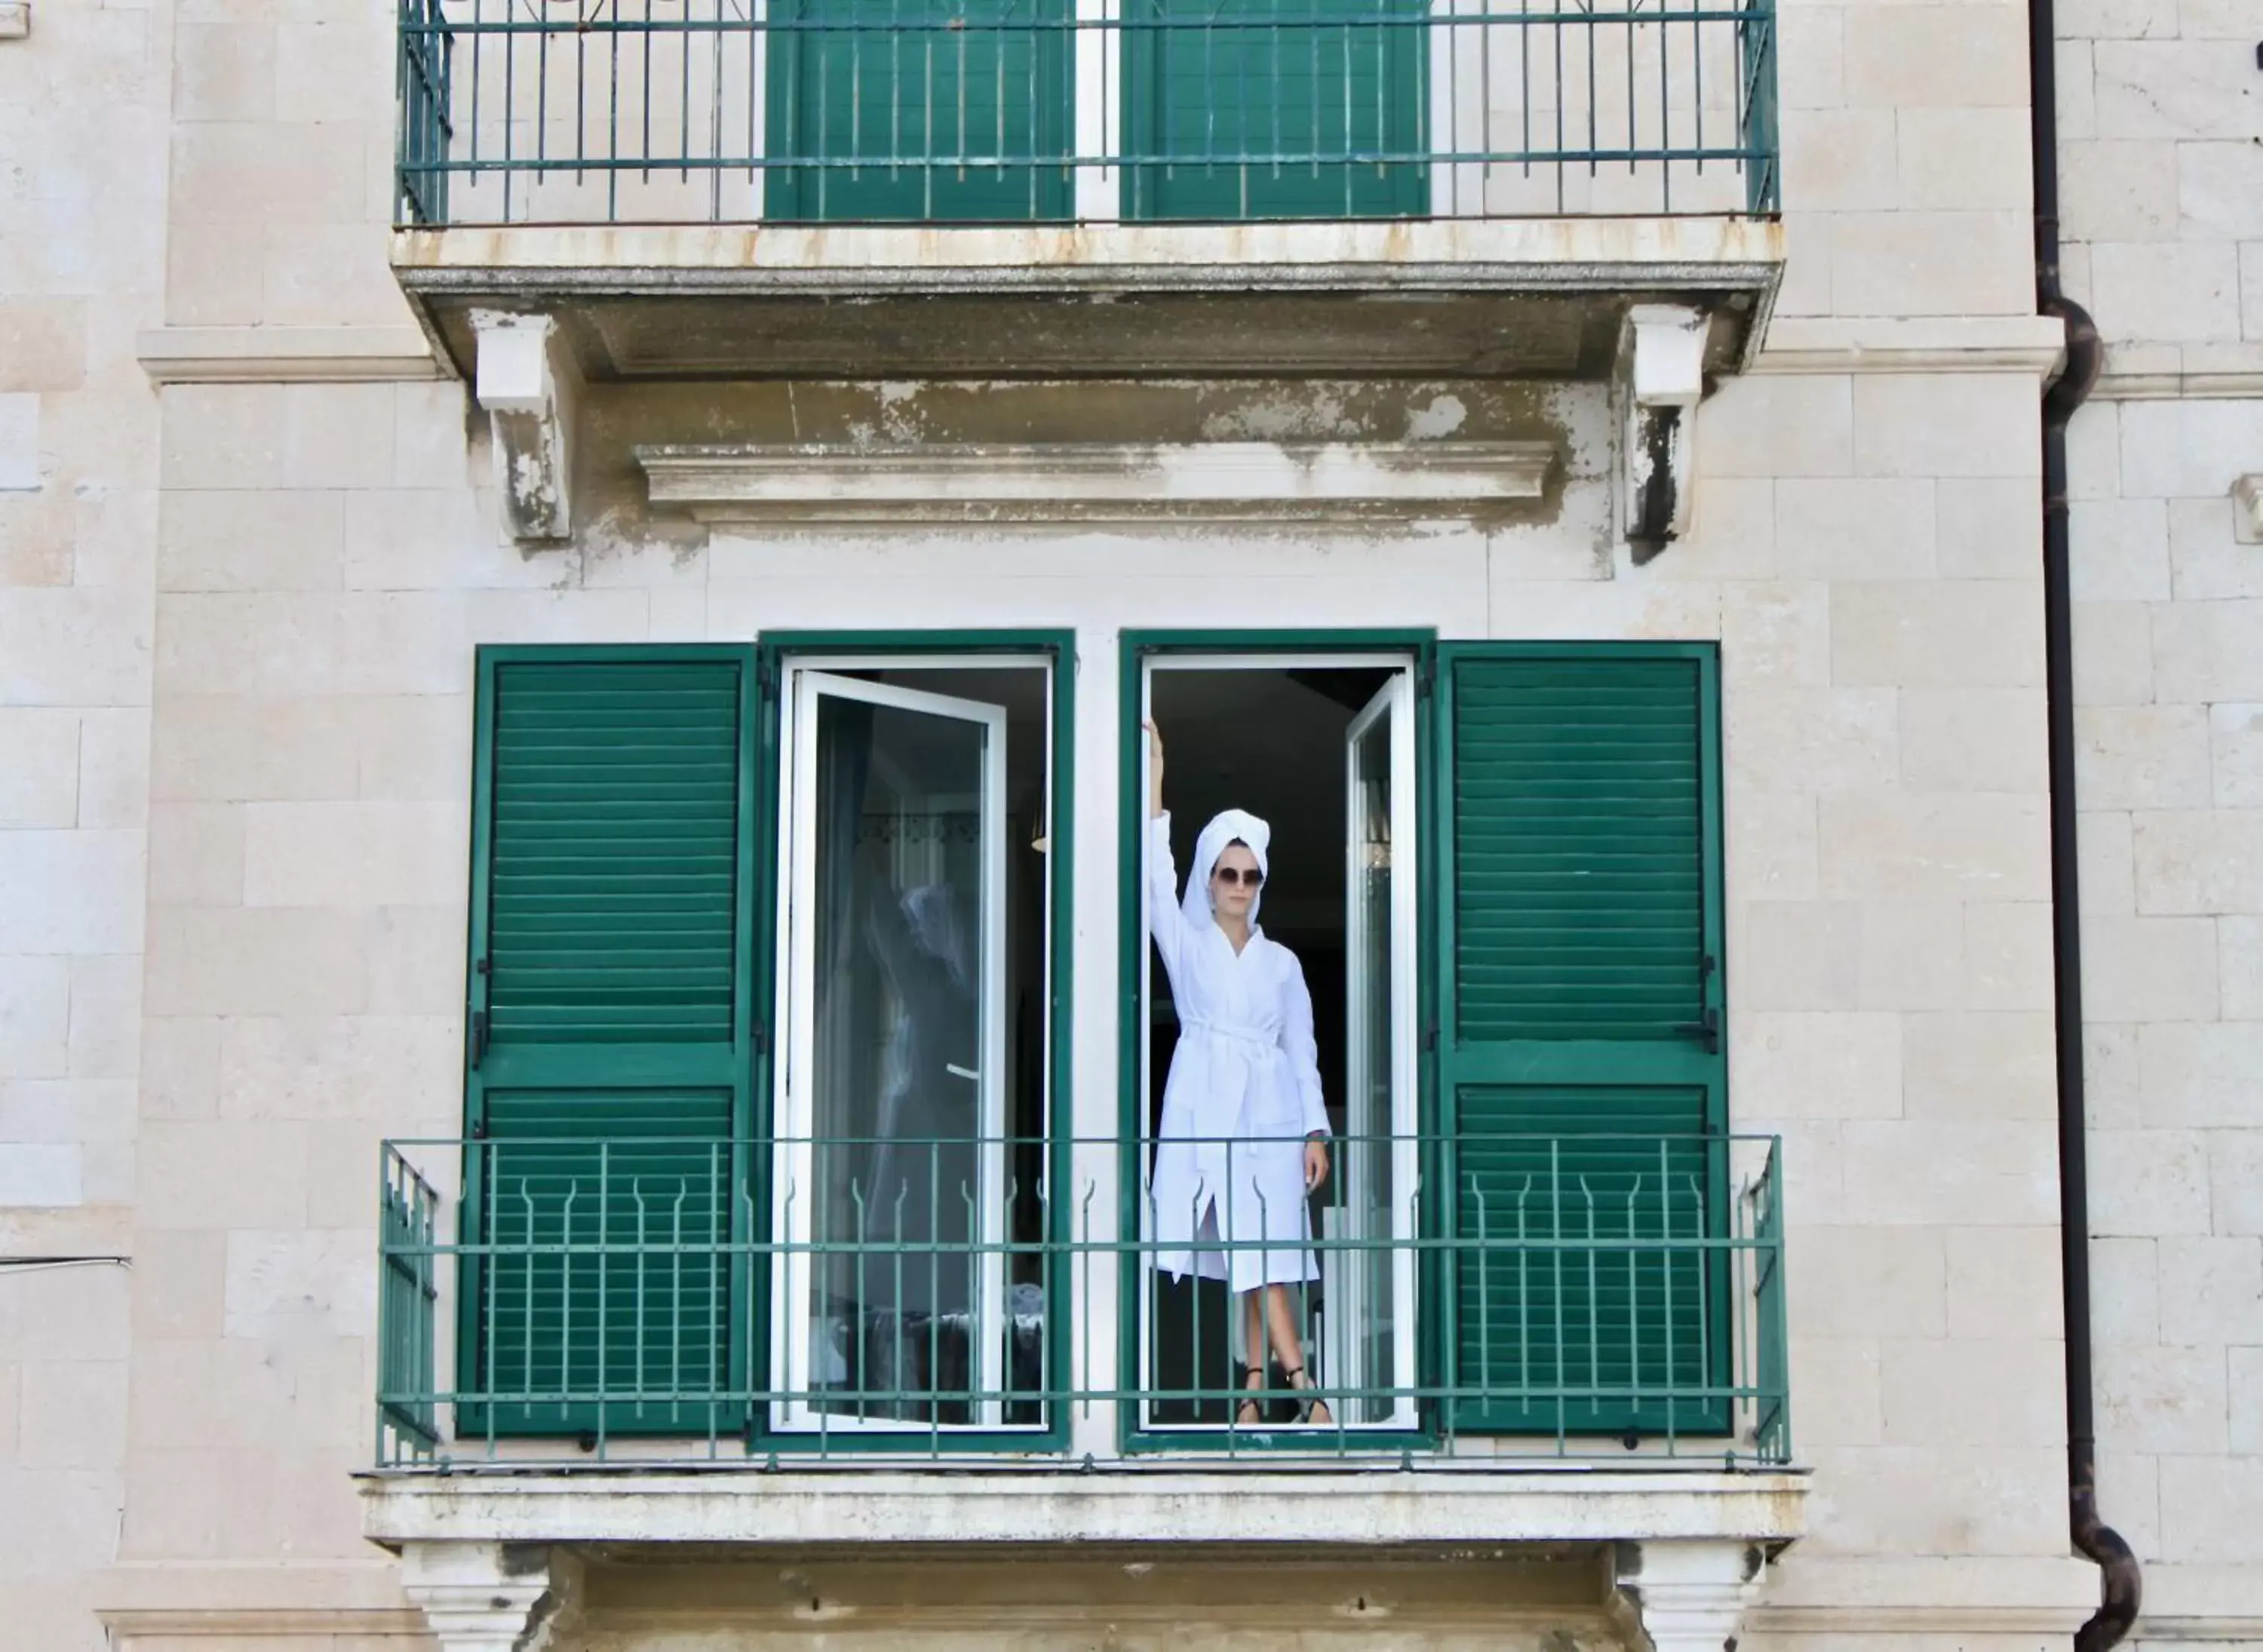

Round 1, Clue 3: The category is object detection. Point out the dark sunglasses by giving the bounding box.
[1211,866,1265,889]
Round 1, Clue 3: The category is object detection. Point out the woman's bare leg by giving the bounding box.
[1262,1284,1332,1424]
[1236,1291,1267,1423]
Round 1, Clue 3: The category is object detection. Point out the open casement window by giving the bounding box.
[764,0,1073,223]
[763,646,1064,1443]
[1432,643,1729,1438]
[462,646,759,1437]
[1127,645,1423,1443]
[1122,0,1428,221]
[772,672,1012,1432]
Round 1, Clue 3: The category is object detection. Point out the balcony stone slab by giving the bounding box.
[370,1483,1804,1652]
[390,220,1786,383]
[361,1467,1807,1550]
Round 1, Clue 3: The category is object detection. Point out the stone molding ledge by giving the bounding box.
[639,440,1556,526]
[135,326,443,384]
[2092,340,2263,401]
[1750,316,2070,378]
[103,1609,431,1645]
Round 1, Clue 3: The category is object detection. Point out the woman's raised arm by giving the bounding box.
[1143,722,1190,979]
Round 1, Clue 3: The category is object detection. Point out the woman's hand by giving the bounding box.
[1144,718,1165,818]
[1303,1135,1329,1193]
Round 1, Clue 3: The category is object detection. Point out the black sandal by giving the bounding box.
[1281,1364,1333,1426]
[1235,1362,1267,1426]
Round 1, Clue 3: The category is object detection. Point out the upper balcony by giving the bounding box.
[388,0,1785,379]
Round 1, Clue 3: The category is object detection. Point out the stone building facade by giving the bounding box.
[2057,0,2263,1639]
[0,0,2249,1645]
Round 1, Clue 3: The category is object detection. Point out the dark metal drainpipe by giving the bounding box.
[2031,0,2140,1639]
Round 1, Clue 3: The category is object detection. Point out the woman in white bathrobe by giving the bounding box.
[1144,721,1334,1426]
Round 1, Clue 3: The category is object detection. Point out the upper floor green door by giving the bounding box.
[1122,0,1428,220]
[766,0,1073,221]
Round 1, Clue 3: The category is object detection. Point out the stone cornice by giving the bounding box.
[638,441,1556,526]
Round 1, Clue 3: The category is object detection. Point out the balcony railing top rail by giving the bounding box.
[377,1130,1789,1472]
[395,0,1779,228]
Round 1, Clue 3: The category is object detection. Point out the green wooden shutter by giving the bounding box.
[1123,0,1426,221]
[463,648,757,1436]
[1433,644,1727,1437]
[766,0,1071,223]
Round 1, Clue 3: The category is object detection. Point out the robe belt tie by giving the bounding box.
[1178,1017,1279,1058]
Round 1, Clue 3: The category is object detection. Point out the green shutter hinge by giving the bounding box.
[1416,656,1435,699]
[1674,1006,1721,1055]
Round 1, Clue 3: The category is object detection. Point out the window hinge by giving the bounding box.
[753,1024,771,1058]
[1674,1006,1721,1055]
[1417,657,1435,699]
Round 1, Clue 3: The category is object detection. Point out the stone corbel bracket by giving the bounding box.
[401,1541,577,1652]
[1618,304,1709,562]
[0,3,27,38]
[471,311,579,542]
[1614,1538,1768,1652]
[2234,474,2261,545]
[637,440,1555,526]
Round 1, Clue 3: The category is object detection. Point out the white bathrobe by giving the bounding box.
[1146,809,1331,1292]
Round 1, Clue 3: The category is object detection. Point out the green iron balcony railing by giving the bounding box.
[393,0,1779,227]
[377,1130,1787,1469]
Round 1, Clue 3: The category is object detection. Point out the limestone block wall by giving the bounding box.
[2069,394,2263,1639]
[2055,0,2263,1639]
[0,2,165,1648]
[2053,0,2261,386]
[165,0,413,332]
[1770,0,2037,320]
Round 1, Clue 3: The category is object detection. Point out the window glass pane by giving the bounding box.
[780,662,1052,1436]
[806,695,990,1421]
